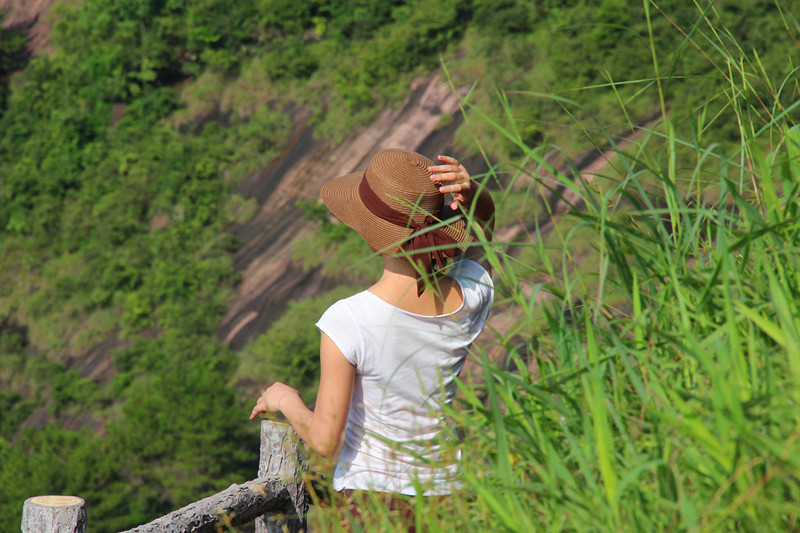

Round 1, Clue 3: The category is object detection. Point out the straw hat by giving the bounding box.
[320,149,471,261]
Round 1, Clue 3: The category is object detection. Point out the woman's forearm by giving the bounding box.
[250,334,355,459]
[251,383,328,457]
[465,180,495,231]
[429,155,495,233]
[281,396,343,458]
[276,392,318,453]
[276,390,346,457]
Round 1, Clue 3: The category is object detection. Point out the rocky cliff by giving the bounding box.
[220,76,491,349]
[0,0,491,358]
[0,0,57,54]
[1,0,635,396]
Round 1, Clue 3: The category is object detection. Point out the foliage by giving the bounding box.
[0,12,28,114]
[425,6,798,533]
[0,2,291,530]
[451,0,800,166]
[443,121,800,530]
[303,2,800,531]
[0,331,79,437]
[331,0,469,108]
[0,0,798,531]
[0,330,254,533]
[292,200,383,281]
[238,285,360,404]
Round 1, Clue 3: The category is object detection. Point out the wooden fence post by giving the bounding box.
[255,420,308,533]
[21,495,86,533]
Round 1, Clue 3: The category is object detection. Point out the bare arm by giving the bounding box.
[250,332,355,458]
[429,155,495,268]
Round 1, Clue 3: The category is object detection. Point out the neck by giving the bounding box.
[381,255,420,276]
[376,255,424,293]
[369,255,462,315]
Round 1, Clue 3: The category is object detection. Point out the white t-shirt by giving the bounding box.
[315,259,494,495]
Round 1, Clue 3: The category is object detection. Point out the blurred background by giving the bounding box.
[1,1,799,531]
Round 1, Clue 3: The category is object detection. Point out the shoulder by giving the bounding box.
[449,259,494,311]
[316,292,373,366]
[319,291,371,322]
[450,259,493,291]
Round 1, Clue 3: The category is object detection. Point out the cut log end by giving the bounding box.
[22,495,87,533]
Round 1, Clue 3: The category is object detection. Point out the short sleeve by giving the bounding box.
[316,299,362,366]
[451,260,493,305]
[450,260,494,338]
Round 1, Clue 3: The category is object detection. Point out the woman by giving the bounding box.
[250,149,494,502]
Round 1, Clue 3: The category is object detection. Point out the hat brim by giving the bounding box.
[320,172,471,256]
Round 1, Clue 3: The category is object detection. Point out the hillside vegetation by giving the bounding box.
[1,1,799,531]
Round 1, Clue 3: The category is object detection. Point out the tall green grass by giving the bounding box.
[308,3,800,532]
[445,11,799,533]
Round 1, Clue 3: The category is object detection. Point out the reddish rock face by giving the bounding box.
[0,0,483,352]
[0,0,485,400]
[0,0,58,55]
[220,76,477,349]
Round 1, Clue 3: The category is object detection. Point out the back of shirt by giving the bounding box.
[316,259,493,495]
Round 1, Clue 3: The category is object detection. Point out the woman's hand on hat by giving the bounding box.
[429,155,473,211]
[250,382,300,419]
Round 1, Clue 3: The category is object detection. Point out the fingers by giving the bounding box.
[436,154,459,166]
[249,389,270,419]
[429,167,466,184]
[429,154,473,211]
[428,169,462,184]
[429,155,469,181]
[249,402,263,420]
[436,175,471,194]
[429,164,460,174]
[250,382,296,419]
[438,181,470,192]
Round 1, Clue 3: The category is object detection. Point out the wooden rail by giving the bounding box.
[21,421,308,533]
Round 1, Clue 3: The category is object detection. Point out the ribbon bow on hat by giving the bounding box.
[358,173,460,296]
[319,149,471,296]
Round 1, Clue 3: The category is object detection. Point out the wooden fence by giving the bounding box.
[21,421,308,533]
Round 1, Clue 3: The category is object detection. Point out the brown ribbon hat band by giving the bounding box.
[320,149,471,295]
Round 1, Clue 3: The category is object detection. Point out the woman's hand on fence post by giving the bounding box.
[250,383,300,419]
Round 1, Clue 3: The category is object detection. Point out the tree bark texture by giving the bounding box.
[118,477,293,533]
[255,420,308,533]
[21,495,87,533]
